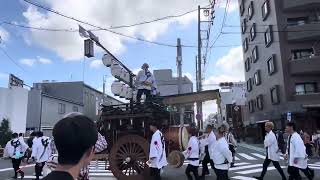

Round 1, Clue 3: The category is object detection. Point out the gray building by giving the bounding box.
[26,81,122,135]
[153,69,194,125]
[239,0,320,140]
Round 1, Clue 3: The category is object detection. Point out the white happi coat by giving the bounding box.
[149,130,168,169]
[208,131,217,160]
[264,131,281,161]
[31,136,52,163]
[3,138,28,159]
[212,137,232,170]
[183,136,200,166]
[136,70,155,90]
[287,132,308,169]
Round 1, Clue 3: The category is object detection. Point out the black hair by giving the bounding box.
[53,115,98,165]
[30,132,36,136]
[189,127,198,136]
[37,131,44,137]
[206,125,213,130]
[12,133,18,139]
[286,122,296,131]
[19,133,23,137]
[149,121,160,129]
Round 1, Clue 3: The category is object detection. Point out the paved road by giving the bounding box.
[1,146,320,180]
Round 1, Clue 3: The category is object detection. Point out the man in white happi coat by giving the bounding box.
[135,63,156,103]
[212,124,232,180]
[31,131,52,180]
[4,133,28,179]
[200,125,215,178]
[285,122,314,180]
[183,127,200,180]
[148,122,167,180]
[254,122,287,180]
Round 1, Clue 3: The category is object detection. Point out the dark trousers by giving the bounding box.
[300,167,313,180]
[260,158,286,179]
[137,89,151,103]
[201,154,214,176]
[288,166,301,180]
[214,168,229,180]
[185,164,200,180]
[150,167,161,180]
[11,158,23,177]
[35,162,45,179]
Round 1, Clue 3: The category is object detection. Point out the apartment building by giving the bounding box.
[239,0,320,140]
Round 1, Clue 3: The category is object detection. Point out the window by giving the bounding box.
[248,1,254,20]
[291,48,314,60]
[241,19,247,34]
[72,106,79,112]
[267,55,276,75]
[245,58,250,72]
[287,17,308,26]
[247,78,252,92]
[90,94,94,102]
[254,70,261,86]
[249,100,255,113]
[58,103,66,114]
[270,85,280,104]
[262,0,270,20]
[252,46,259,62]
[264,25,273,47]
[240,0,245,16]
[243,37,248,52]
[295,83,318,95]
[256,95,263,110]
[250,23,256,40]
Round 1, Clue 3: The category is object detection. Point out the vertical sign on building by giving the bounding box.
[287,112,292,122]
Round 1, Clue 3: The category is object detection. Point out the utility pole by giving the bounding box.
[177,38,184,126]
[197,5,203,129]
[103,75,106,104]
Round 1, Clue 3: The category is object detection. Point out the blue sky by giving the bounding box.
[0,0,244,116]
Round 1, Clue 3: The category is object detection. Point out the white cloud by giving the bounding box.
[20,57,53,66]
[0,27,10,42]
[38,57,52,64]
[89,59,103,69]
[22,0,209,61]
[219,0,239,13]
[20,58,36,67]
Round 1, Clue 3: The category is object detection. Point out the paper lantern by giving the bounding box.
[102,54,113,67]
[111,64,122,78]
[111,81,123,96]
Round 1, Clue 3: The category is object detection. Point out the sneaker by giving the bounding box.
[20,171,24,179]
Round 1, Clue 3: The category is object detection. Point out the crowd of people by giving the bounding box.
[2,112,319,180]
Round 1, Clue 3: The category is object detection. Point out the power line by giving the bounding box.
[0,46,28,72]
[22,0,177,47]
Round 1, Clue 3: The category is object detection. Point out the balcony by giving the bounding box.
[283,0,320,11]
[287,23,320,42]
[293,93,320,103]
[290,56,320,75]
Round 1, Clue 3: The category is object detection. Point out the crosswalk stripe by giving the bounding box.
[238,153,257,160]
[309,166,320,170]
[89,172,114,176]
[235,156,240,160]
[90,169,110,173]
[234,162,251,166]
[251,153,265,159]
[308,164,320,167]
[232,176,258,180]
[236,166,286,175]
[230,164,262,171]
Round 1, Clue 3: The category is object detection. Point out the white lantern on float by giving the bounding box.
[125,87,133,100]
[120,85,127,98]
[132,90,138,102]
[120,69,129,82]
[102,53,113,67]
[111,63,122,78]
[111,81,123,96]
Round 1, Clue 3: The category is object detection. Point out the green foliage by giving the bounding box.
[0,118,12,147]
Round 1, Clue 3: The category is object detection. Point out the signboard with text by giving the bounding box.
[8,74,24,88]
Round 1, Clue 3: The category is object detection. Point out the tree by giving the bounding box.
[0,118,12,147]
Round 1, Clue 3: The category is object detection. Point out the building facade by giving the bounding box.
[239,0,320,140]
[0,87,28,133]
[26,81,122,135]
[153,69,194,125]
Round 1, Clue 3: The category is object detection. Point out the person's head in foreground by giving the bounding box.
[142,63,149,71]
[217,124,228,138]
[205,124,213,134]
[45,113,98,179]
[149,121,160,133]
